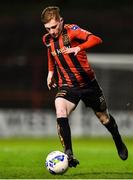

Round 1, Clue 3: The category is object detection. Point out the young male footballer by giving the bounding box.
[41,6,128,167]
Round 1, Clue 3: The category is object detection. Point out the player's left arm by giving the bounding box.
[78,34,102,51]
[62,25,102,55]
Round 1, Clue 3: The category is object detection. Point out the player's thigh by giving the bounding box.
[55,97,76,117]
[82,80,107,112]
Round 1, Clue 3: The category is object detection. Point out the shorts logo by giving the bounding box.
[99,95,105,103]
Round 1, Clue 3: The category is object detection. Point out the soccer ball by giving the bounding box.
[45,150,69,174]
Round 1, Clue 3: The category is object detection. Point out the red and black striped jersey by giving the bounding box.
[43,24,102,87]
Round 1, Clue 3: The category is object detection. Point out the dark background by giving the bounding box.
[0,0,133,109]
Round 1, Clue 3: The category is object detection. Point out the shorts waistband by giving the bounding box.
[59,78,97,90]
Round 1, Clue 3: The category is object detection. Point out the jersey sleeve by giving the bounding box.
[42,35,55,71]
[69,24,92,41]
[68,24,102,51]
[42,34,49,47]
[47,48,55,71]
[42,35,46,45]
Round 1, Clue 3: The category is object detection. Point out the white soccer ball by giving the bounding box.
[45,150,69,174]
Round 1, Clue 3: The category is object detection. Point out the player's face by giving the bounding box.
[44,18,63,38]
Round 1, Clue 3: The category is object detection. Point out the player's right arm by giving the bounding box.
[43,34,56,90]
[47,70,55,90]
[47,48,57,90]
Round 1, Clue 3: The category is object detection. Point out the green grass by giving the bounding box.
[0,137,132,179]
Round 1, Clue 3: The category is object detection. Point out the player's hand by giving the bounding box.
[62,46,80,56]
[47,78,57,90]
[47,71,57,90]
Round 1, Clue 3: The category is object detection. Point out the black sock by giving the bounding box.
[57,117,73,156]
[104,114,123,146]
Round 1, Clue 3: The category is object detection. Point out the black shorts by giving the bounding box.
[55,79,107,112]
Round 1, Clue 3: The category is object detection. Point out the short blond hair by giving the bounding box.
[41,6,61,24]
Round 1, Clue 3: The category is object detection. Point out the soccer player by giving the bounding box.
[41,6,128,167]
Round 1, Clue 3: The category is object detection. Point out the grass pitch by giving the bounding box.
[0,137,132,179]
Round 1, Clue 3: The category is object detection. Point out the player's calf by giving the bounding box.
[104,114,128,160]
[115,141,128,160]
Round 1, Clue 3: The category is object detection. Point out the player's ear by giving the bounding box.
[60,17,63,22]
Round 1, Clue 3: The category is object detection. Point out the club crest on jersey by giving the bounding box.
[62,33,70,46]
[71,25,79,30]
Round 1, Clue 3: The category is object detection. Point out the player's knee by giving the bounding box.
[56,108,67,118]
[96,112,110,125]
[100,115,110,125]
